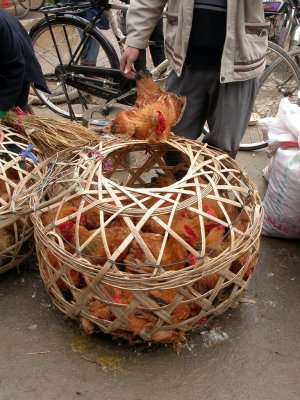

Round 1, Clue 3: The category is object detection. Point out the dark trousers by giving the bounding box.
[166,66,259,155]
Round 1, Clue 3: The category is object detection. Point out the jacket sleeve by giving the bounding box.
[0,20,26,111]
[126,0,167,49]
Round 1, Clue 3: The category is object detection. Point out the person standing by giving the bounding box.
[120,0,165,72]
[120,0,269,159]
[0,9,49,117]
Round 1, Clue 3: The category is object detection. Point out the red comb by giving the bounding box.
[198,316,207,325]
[204,204,217,218]
[58,221,74,231]
[79,214,86,225]
[113,292,122,303]
[181,209,188,218]
[184,224,197,243]
[188,253,196,266]
[154,110,167,135]
[68,269,78,278]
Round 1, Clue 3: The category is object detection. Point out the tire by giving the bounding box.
[30,15,120,120]
[9,0,31,19]
[30,0,45,11]
[239,41,300,151]
[289,48,300,72]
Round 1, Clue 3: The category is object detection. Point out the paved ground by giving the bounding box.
[0,11,299,400]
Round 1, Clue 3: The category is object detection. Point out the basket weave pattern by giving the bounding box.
[0,127,40,273]
[20,136,263,343]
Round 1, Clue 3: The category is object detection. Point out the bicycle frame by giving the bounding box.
[36,2,169,119]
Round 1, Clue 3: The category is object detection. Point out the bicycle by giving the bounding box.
[30,0,300,151]
[240,1,300,150]
[1,0,31,19]
[30,0,168,119]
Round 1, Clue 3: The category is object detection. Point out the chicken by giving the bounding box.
[205,224,226,256]
[80,317,96,335]
[149,289,191,323]
[69,196,101,230]
[41,204,86,228]
[87,299,114,321]
[0,178,18,198]
[193,272,221,292]
[150,329,185,344]
[150,172,176,188]
[128,310,158,337]
[57,221,130,265]
[135,75,185,114]
[123,232,163,274]
[135,75,164,108]
[142,214,191,236]
[124,232,189,273]
[127,308,186,344]
[230,251,257,279]
[0,227,14,268]
[79,285,132,334]
[0,192,9,205]
[109,76,186,143]
[39,245,81,292]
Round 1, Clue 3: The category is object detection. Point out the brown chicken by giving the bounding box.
[0,227,14,268]
[150,172,176,188]
[128,310,158,337]
[124,232,189,273]
[151,329,185,344]
[135,75,185,112]
[57,221,130,265]
[0,178,18,198]
[79,285,132,334]
[39,244,81,292]
[87,299,114,321]
[193,272,221,292]
[149,288,191,323]
[0,192,9,206]
[69,197,101,230]
[41,204,86,228]
[109,76,186,143]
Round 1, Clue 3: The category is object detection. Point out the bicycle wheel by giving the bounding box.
[240,41,300,151]
[30,0,45,11]
[30,15,120,119]
[7,0,31,19]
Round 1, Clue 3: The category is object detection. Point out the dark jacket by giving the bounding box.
[0,9,49,111]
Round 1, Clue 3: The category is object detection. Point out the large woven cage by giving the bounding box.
[0,126,40,273]
[17,136,263,344]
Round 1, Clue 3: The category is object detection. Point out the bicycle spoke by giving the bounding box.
[31,16,120,119]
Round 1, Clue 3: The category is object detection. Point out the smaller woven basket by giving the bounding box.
[0,125,41,273]
[19,136,263,343]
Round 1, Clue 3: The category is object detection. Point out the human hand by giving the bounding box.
[120,46,140,79]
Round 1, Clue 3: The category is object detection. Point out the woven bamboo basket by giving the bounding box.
[19,136,263,344]
[0,125,41,273]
